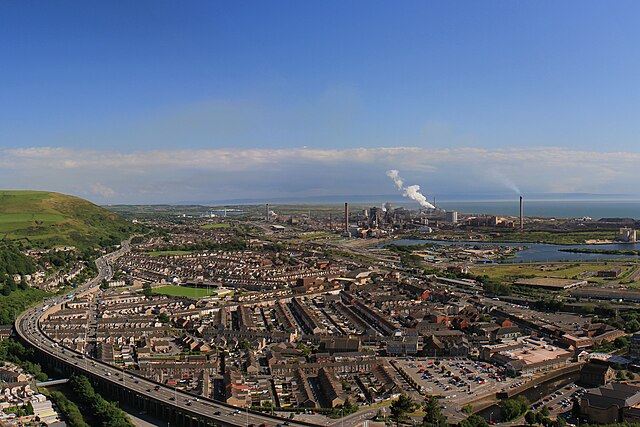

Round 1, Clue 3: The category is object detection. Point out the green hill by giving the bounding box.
[0,191,139,248]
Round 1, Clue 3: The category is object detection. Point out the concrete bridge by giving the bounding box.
[16,239,317,427]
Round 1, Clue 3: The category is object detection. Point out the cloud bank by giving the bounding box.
[1,146,637,204]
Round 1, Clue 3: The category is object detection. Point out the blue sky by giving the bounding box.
[2,1,640,203]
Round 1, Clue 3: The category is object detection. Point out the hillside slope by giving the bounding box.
[0,191,138,248]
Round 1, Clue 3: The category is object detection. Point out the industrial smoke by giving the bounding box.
[386,169,404,190]
[386,170,436,209]
[490,170,521,195]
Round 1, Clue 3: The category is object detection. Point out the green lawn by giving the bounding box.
[152,285,217,298]
[200,223,231,229]
[145,250,194,257]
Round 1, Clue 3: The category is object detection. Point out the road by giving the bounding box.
[16,239,314,427]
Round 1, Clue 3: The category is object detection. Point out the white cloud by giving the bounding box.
[91,183,117,198]
[1,146,639,203]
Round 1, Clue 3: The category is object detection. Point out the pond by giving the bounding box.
[382,239,640,263]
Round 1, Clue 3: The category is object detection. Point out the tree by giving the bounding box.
[142,283,153,299]
[463,404,474,415]
[422,396,447,427]
[540,406,550,417]
[460,415,488,427]
[339,398,357,416]
[525,411,536,425]
[500,396,529,422]
[100,279,109,290]
[158,312,170,324]
[69,375,134,427]
[614,336,630,349]
[554,416,567,427]
[390,394,417,421]
[627,319,640,333]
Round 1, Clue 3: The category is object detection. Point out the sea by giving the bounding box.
[434,200,640,219]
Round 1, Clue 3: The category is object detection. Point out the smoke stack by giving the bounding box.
[265,203,269,222]
[344,202,349,234]
[519,196,524,231]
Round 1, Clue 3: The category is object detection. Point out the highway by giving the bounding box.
[15,239,316,427]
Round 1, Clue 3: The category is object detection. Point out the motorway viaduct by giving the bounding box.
[15,240,316,427]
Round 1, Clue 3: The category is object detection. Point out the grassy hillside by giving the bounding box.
[0,191,139,248]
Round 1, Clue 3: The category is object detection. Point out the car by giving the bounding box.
[214,411,221,415]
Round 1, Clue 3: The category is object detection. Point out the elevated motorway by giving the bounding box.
[16,239,316,427]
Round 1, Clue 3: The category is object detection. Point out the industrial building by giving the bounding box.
[618,227,637,242]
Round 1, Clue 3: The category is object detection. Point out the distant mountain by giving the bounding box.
[0,191,139,248]
[179,192,640,205]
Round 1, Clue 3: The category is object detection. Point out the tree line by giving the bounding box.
[68,375,134,427]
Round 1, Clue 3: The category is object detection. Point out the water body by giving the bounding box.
[386,239,640,263]
[436,200,640,219]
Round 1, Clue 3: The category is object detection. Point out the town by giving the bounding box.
[4,204,638,427]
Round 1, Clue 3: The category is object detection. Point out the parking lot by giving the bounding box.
[531,383,585,418]
[396,358,522,402]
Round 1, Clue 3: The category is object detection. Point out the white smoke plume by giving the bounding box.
[386,169,404,190]
[386,170,436,209]
[489,170,521,195]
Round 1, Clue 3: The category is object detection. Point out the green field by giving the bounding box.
[470,262,630,283]
[0,190,140,248]
[145,250,194,257]
[200,223,231,229]
[152,285,217,298]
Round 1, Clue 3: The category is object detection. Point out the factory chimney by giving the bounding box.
[265,203,269,222]
[344,202,349,234]
[519,196,524,231]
